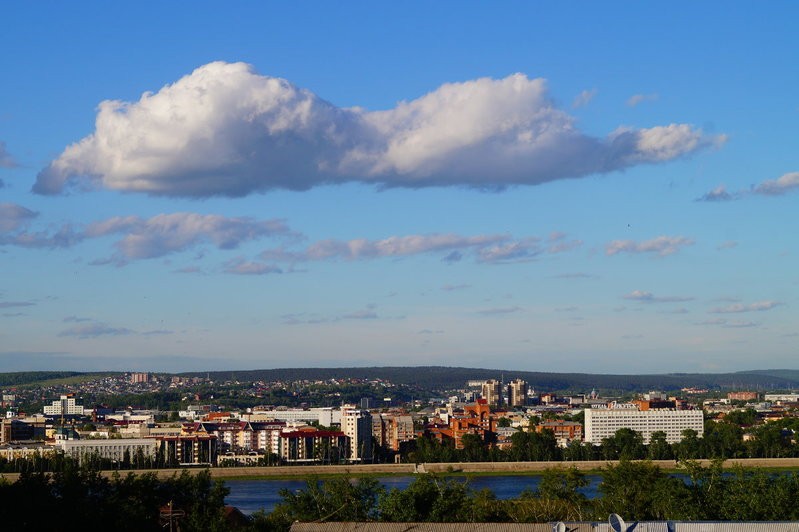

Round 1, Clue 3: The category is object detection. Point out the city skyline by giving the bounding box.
[0,3,797,373]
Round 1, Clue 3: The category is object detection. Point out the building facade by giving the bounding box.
[507,379,528,407]
[481,380,502,407]
[728,391,759,401]
[43,394,85,416]
[342,408,373,461]
[584,405,704,444]
[56,438,158,465]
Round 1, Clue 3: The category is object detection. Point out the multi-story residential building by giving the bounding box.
[129,372,149,384]
[481,380,502,407]
[764,393,799,403]
[157,433,218,465]
[244,407,337,426]
[728,391,759,401]
[584,404,704,444]
[374,413,416,452]
[446,400,496,449]
[1,418,46,443]
[43,394,85,416]
[536,420,583,447]
[507,379,528,408]
[202,420,286,453]
[278,428,348,463]
[342,407,372,461]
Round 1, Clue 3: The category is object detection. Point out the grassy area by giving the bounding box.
[19,372,120,388]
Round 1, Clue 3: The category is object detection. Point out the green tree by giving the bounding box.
[596,460,691,521]
[379,475,469,522]
[267,476,383,530]
[647,431,673,460]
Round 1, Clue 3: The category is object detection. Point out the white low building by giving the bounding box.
[56,438,158,464]
[584,404,704,444]
[764,393,799,403]
[244,407,337,426]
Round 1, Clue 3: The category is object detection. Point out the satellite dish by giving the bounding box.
[554,522,567,532]
[609,513,627,532]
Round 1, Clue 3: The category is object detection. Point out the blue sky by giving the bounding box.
[1,2,797,373]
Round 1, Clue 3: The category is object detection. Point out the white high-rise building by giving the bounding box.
[43,394,85,416]
[507,379,528,407]
[341,407,372,462]
[584,404,704,444]
[481,379,502,407]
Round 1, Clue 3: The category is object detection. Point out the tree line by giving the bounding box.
[255,460,799,530]
[0,467,230,531]
[4,459,799,530]
[409,415,799,463]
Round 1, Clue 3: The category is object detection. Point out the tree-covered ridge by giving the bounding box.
[0,371,86,386]
[181,366,799,393]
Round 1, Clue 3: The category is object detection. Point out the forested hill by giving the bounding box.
[182,367,799,393]
[0,371,93,386]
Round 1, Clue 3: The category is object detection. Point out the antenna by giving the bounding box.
[608,514,626,532]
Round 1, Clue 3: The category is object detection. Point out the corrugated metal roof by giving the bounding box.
[672,523,799,532]
[291,524,554,532]
[290,522,799,532]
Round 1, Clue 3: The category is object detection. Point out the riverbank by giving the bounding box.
[3,457,799,482]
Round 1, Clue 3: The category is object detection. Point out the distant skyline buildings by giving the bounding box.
[508,379,528,408]
[0,3,797,374]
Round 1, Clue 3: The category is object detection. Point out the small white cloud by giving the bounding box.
[223,258,282,276]
[753,172,799,196]
[627,93,659,107]
[696,185,736,202]
[476,238,542,263]
[623,290,694,303]
[710,300,782,314]
[698,172,799,201]
[606,235,694,257]
[87,213,291,260]
[260,232,557,266]
[572,88,597,109]
[717,240,738,250]
[34,62,723,197]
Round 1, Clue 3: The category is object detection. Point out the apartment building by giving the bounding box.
[481,380,502,407]
[342,407,372,461]
[584,404,704,444]
[507,379,528,407]
[43,394,85,416]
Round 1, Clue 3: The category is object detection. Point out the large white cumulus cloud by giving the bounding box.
[34,62,723,197]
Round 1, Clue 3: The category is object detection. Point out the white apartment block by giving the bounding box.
[245,407,337,426]
[43,395,86,416]
[342,407,372,461]
[507,379,528,407]
[481,379,502,407]
[764,393,799,403]
[584,405,704,444]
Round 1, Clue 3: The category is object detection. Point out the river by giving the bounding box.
[225,475,603,515]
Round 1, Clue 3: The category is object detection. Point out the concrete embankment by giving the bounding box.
[3,458,799,483]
